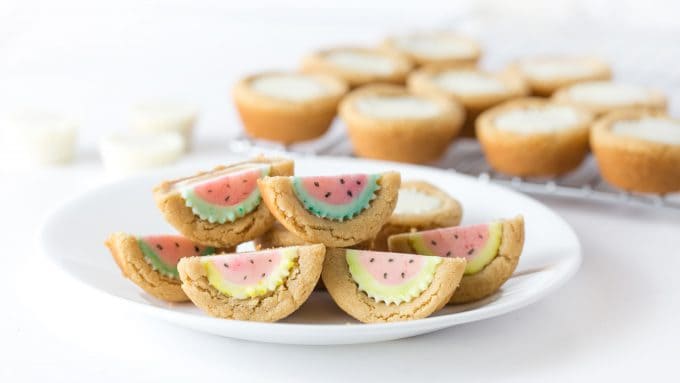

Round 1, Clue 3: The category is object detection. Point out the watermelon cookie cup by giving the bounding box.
[388,216,524,304]
[105,233,221,302]
[233,71,348,144]
[301,46,413,88]
[258,172,400,247]
[407,66,528,137]
[591,110,680,193]
[153,157,294,248]
[507,56,611,97]
[177,244,325,322]
[476,98,593,177]
[339,84,464,164]
[372,180,462,251]
[322,248,466,323]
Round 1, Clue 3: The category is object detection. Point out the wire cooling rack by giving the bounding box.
[227,16,680,213]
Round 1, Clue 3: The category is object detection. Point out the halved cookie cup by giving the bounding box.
[153,157,294,248]
[372,180,462,251]
[322,248,466,323]
[105,232,225,302]
[178,244,325,322]
[258,172,400,247]
[388,215,525,304]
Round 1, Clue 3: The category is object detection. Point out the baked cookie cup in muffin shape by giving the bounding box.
[233,71,348,144]
[408,66,528,137]
[178,244,325,321]
[508,56,611,97]
[153,156,294,248]
[301,46,413,88]
[105,232,229,302]
[258,172,400,247]
[476,98,593,177]
[322,248,466,323]
[591,110,680,194]
[382,31,481,68]
[388,215,524,304]
[552,81,667,117]
[372,180,462,251]
[339,84,465,164]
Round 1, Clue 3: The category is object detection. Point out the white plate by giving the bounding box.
[39,155,580,345]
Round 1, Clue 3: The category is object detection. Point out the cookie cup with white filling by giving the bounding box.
[339,84,464,164]
[552,81,666,117]
[591,110,680,193]
[382,32,481,68]
[476,98,593,177]
[508,56,611,97]
[233,72,348,144]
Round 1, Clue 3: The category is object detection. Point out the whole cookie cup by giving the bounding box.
[508,56,611,96]
[382,32,481,68]
[591,110,680,193]
[340,84,464,164]
[476,98,593,177]
[233,72,348,144]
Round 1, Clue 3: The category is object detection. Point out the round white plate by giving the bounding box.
[39,155,580,345]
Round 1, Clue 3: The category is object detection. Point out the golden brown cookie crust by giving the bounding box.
[450,215,524,304]
[301,47,413,88]
[322,248,466,323]
[591,110,680,193]
[153,157,294,248]
[255,222,373,250]
[339,84,465,164]
[408,66,529,137]
[233,72,348,144]
[508,56,611,97]
[381,33,481,68]
[178,244,325,322]
[476,98,593,177]
[105,232,188,302]
[258,172,400,247]
[372,180,462,251]
[552,82,667,116]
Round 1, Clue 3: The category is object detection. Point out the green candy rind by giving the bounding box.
[292,174,380,222]
[181,167,269,224]
[346,250,441,305]
[138,239,216,279]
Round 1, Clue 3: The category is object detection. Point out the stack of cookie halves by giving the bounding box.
[105,156,525,323]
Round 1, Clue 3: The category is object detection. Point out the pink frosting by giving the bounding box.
[419,223,489,260]
[193,167,261,206]
[354,250,424,285]
[141,235,209,266]
[300,174,369,205]
[209,250,282,285]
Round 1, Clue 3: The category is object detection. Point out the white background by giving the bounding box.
[2,1,680,381]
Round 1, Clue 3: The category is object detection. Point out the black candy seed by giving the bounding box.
[454,234,459,239]
[224,263,229,268]
[261,273,266,277]
[369,258,374,263]
[401,272,405,278]
[175,242,179,248]
[446,251,451,257]
[225,196,230,202]
[356,180,361,185]
[243,276,247,280]
[325,192,331,198]
[208,189,212,193]
[347,190,353,197]
[409,259,414,263]
[156,244,163,250]
[195,246,200,252]
[249,259,254,264]
[383,272,388,279]
[388,258,394,262]
[314,182,319,187]
[468,248,475,255]
[431,240,437,246]
[478,234,483,239]
[268,259,272,263]
[340,178,345,184]
[242,179,247,183]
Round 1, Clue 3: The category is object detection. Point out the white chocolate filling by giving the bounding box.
[567,82,652,105]
[324,51,396,75]
[520,58,599,79]
[433,71,506,94]
[132,103,197,148]
[250,74,329,102]
[393,188,442,215]
[495,105,583,134]
[355,96,440,119]
[393,34,476,58]
[99,131,185,174]
[0,110,78,166]
[612,118,680,145]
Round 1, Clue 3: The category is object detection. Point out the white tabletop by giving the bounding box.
[2,2,680,381]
